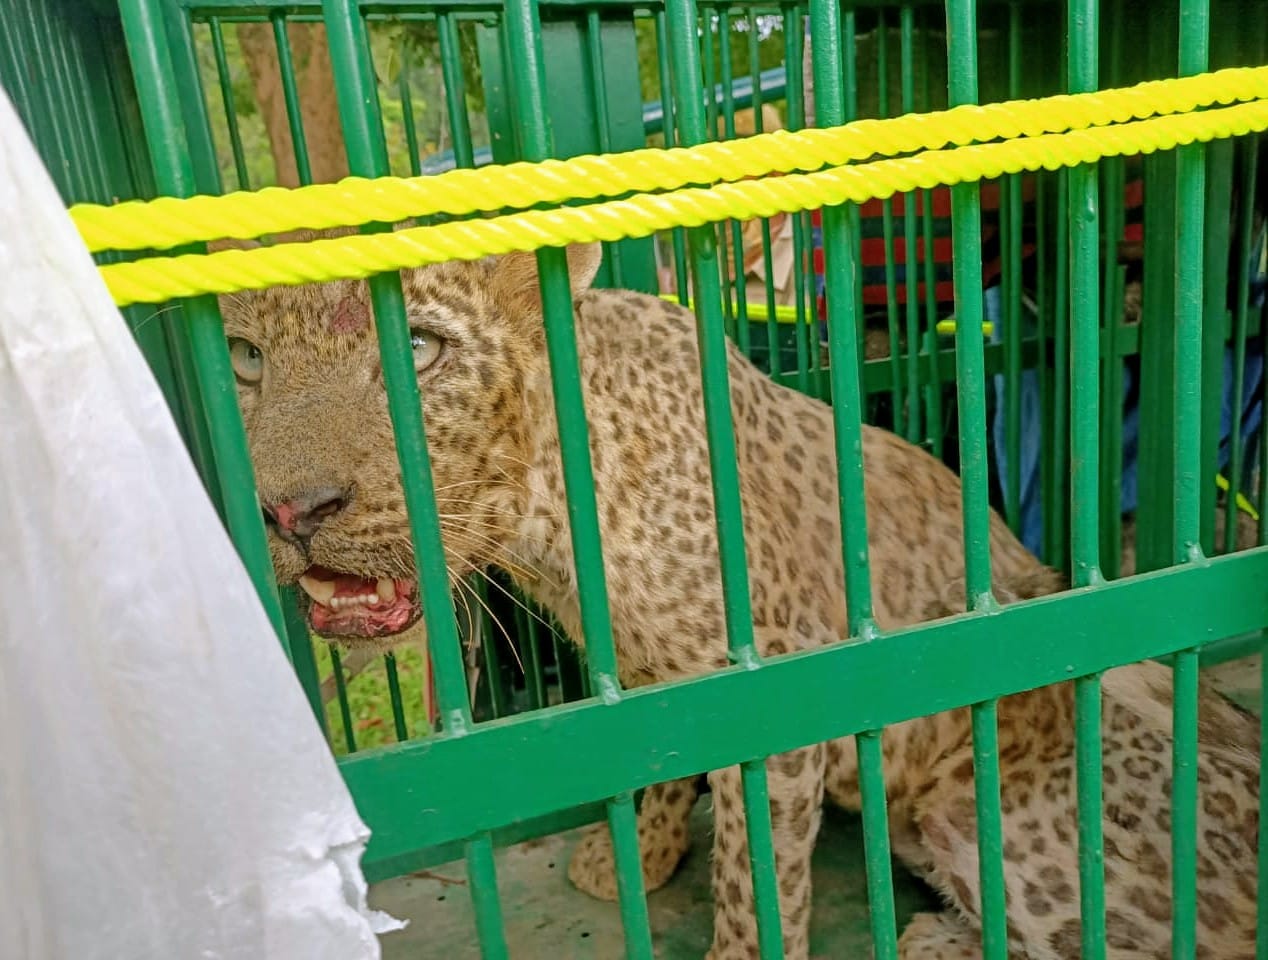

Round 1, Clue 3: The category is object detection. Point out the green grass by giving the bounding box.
[314,639,434,756]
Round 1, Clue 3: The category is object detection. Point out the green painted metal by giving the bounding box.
[342,549,1268,859]
[1066,3,1108,956]
[208,16,250,188]
[665,0,784,950]
[118,0,290,655]
[271,12,314,184]
[1171,1,1209,955]
[27,1,1268,954]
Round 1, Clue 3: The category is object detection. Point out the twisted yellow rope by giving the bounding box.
[98,98,1268,306]
[74,65,1268,255]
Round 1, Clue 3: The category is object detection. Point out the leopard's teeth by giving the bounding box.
[377,578,397,602]
[298,574,336,605]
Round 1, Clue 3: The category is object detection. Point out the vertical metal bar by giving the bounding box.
[208,17,249,190]
[271,12,314,185]
[666,0,784,952]
[1067,1,1107,955]
[397,38,423,178]
[944,4,1007,958]
[383,652,410,741]
[501,0,653,951]
[282,586,329,741]
[900,5,921,443]
[782,3,811,394]
[749,12,781,379]
[918,10,942,456]
[1001,1,1023,535]
[1172,2,1209,955]
[718,7,751,353]
[809,3,895,959]
[654,10,691,304]
[1051,169,1071,571]
[1227,139,1260,552]
[329,646,358,754]
[437,14,475,170]
[117,0,288,652]
[584,8,624,287]
[320,4,508,955]
[517,602,548,710]
[877,11,903,434]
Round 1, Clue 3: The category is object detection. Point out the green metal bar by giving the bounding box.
[501,0,654,950]
[1066,2,1106,955]
[477,583,508,719]
[1097,0,1124,578]
[747,11,780,378]
[918,10,942,456]
[501,0,623,700]
[321,0,468,729]
[666,0,783,952]
[329,646,358,754]
[437,14,475,169]
[346,549,1268,859]
[856,730,898,960]
[271,12,314,185]
[397,37,424,178]
[584,8,624,287]
[1036,175,1052,563]
[1172,2,1209,955]
[1202,141,1234,555]
[384,652,410,741]
[653,10,691,305]
[1225,137,1258,553]
[1067,2,1102,591]
[900,5,921,443]
[607,790,655,950]
[717,9,752,356]
[782,3,810,395]
[517,602,548,710]
[877,10,903,435]
[117,0,288,652]
[809,2,893,958]
[1051,169,1071,571]
[1001,0,1022,535]
[320,3,508,954]
[208,17,250,189]
[944,4,1006,958]
[809,0,876,636]
[281,586,329,740]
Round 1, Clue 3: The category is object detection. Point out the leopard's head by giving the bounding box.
[218,236,602,648]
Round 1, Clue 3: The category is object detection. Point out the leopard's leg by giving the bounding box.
[897,913,984,960]
[706,743,826,960]
[567,775,702,901]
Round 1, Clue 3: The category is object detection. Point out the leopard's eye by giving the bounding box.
[410,328,444,373]
[228,337,264,385]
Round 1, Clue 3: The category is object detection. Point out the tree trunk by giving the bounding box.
[237,22,348,187]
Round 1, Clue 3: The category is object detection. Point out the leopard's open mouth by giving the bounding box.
[296,565,422,639]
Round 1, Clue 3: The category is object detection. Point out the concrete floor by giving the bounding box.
[370,800,939,959]
[369,655,1263,959]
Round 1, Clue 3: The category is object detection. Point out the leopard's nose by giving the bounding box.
[262,485,349,543]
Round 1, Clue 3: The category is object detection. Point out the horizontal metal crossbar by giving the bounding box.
[342,548,1268,868]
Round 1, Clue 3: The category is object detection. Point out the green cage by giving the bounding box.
[6,0,1268,955]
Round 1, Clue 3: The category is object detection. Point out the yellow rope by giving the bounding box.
[73,65,1268,254]
[98,98,1268,307]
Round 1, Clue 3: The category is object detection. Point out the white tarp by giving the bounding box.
[0,87,397,959]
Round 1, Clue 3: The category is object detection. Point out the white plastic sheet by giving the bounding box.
[0,88,398,959]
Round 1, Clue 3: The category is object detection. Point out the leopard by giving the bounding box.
[219,237,1260,958]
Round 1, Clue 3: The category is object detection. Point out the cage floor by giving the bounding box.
[369,657,1261,958]
[371,800,940,958]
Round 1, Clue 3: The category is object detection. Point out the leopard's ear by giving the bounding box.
[488,242,604,316]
